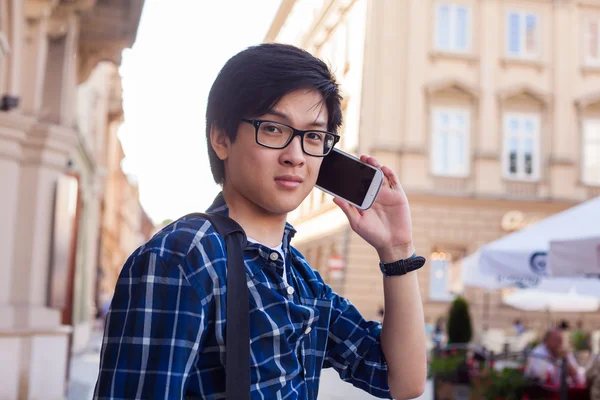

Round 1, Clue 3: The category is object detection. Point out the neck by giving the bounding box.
[222,187,287,247]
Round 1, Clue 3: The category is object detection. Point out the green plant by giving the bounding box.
[447,296,473,344]
[429,353,465,380]
[472,367,534,400]
[572,330,590,351]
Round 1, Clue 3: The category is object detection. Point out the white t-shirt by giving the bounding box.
[246,236,287,285]
[525,344,579,384]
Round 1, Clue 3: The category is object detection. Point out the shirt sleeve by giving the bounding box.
[321,283,392,399]
[93,250,209,400]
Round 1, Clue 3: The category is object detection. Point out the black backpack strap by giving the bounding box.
[183,212,250,399]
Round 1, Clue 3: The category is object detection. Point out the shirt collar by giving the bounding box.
[206,192,297,243]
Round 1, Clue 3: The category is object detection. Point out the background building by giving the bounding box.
[0,1,145,398]
[267,0,600,334]
[98,104,155,318]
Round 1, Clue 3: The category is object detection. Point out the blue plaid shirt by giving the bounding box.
[94,194,391,399]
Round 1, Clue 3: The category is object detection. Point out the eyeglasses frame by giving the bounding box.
[241,118,340,157]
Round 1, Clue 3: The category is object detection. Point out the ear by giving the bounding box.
[209,124,230,161]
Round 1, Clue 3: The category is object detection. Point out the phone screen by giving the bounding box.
[316,149,377,206]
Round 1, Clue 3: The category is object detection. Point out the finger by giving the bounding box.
[333,197,362,226]
[360,155,383,169]
[381,165,401,189]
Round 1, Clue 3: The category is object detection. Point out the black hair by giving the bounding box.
[205,43,343,184]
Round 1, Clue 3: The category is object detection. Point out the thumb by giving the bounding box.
[333,197,361,227]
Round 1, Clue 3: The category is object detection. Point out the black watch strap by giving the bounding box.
[379,253,427,277]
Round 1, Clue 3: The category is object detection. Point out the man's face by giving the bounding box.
[545,331,563,356]
[218,89,328,216]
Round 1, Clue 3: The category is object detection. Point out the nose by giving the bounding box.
[280,136,306,167]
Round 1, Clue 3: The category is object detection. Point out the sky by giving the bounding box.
[118,0,282,224]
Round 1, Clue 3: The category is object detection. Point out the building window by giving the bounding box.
[431,108,471,177]
[506,11,540,59]
[503,113,541,181]
[435,3,471,53]
[429,251,454,301]
[584,19,600,66]
[583,119,600,185]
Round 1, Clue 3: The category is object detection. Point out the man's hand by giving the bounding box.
[334,155,414,262]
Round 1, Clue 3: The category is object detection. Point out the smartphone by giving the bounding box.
[316,148,384,210]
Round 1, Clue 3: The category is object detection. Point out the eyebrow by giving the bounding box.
[264,109,328,130]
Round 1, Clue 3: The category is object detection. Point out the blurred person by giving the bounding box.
[526,328,580,385]
[514,318,526,336]
[93,43,427,400]
[586,334,600,400]
[424,316,434,338]
[559,319,571,331]
[433,317,445,348]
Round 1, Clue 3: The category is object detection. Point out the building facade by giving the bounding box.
[0,1,144,398]
[98,109,155,317]
[266,0,600,333]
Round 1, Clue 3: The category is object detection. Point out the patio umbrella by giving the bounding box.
[549,236,600,277]
[503,287,600,313]
[461,251,600,295]
[470,196,600,279]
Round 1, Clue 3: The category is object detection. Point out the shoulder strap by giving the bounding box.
[184,213,250,399]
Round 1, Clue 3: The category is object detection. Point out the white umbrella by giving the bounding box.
[549,236,600,276]
[461,252,600,295]
[474,196,600,279]
[503,287,600,313]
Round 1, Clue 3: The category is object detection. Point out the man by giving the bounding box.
[94,43,427,399]
[513,319,526,336]
[526,329,580,385]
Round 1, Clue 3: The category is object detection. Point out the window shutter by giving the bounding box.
[523,137,533,176]
[454,113,468,176]
[525,14,538,55]
[437,5,451,50]
[432,111,442,174]
[589,21,599,61]
[507,118,520,176]
[583,120,600,184]
[455,7,469,51]
[438,112,450,174]
[508,13,521,54]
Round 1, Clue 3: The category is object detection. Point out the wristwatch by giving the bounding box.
[379,253,427,277]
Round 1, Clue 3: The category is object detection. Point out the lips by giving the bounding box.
[274,175,303,189]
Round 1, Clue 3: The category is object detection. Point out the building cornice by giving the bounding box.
[497,84,552,106]
[424,77,479,99]
[264,0,297,43]
[575,90,600,110]
[77,0,145,83]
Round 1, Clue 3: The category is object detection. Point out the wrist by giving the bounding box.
[377,242,415,263]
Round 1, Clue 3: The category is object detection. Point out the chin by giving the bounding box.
[266,200,302,215]
[263,193,306,215]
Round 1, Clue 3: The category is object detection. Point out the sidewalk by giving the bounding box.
[67,332,433,400]
[67,329,103,400]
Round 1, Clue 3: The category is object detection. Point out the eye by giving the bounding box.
[262,123,283,134]
[306,132,324,142]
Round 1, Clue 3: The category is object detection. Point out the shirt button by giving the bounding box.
[304,327,312,334]
[286,286,295,295]
[269,252,279,261]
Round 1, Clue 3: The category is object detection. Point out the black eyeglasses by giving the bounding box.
[241,118,340,157]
